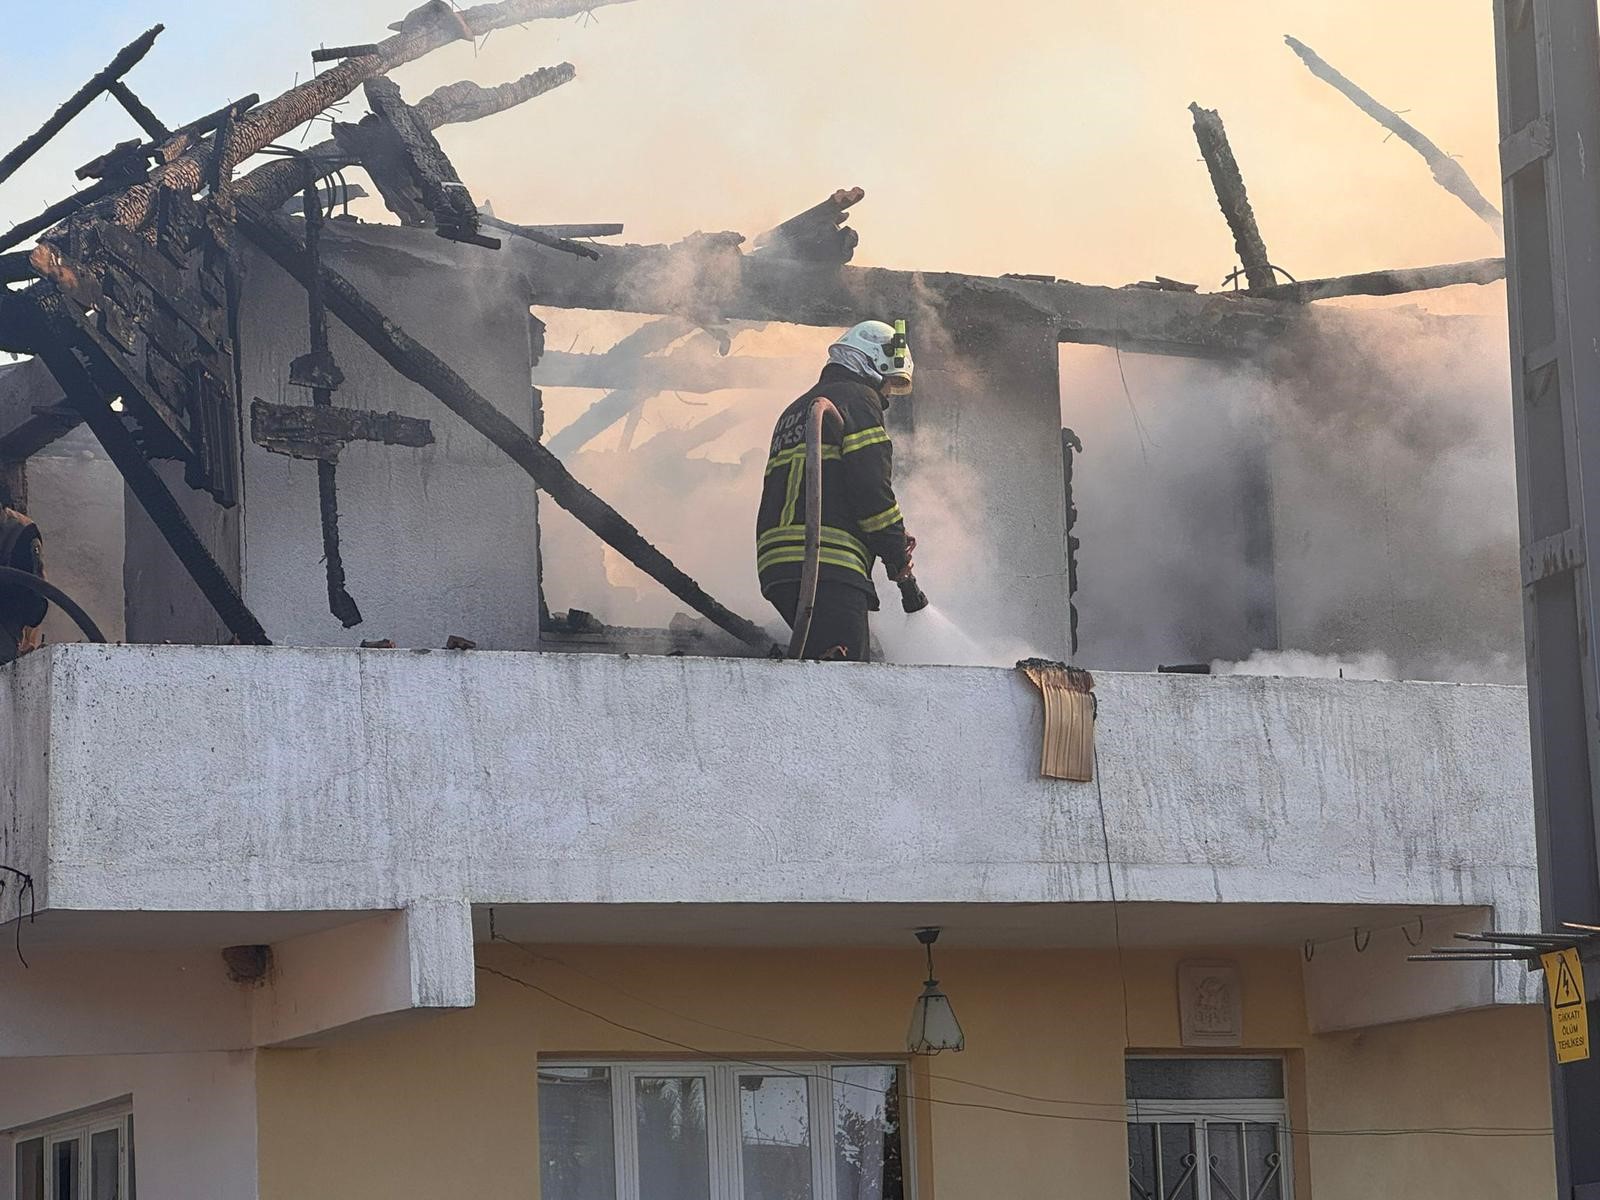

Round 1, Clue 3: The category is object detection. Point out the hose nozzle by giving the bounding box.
[897,572,929,614]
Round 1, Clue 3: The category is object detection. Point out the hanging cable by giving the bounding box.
[477,959,1550,1138]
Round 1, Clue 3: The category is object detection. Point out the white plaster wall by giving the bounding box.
[0,1051,258,1200]
[904,295,1070,658]
[236,230,539,650]
[14,645,1537,992]
[0,948,250,1057]
[24,442,125,646]
[124,459,239,646]
[0,649,49,903]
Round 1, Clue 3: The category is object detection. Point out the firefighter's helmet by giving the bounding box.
[831,319,913,396]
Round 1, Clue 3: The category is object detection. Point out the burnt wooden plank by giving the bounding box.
[250,399,434,461]
[362,77,486,244]
[106,80,170,141]
[23,291,267,643]
[332,119,430,225]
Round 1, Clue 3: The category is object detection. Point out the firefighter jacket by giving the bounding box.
[755,363,911,608]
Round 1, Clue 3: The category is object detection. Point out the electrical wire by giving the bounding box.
[493,933,1119,1114]
[477,956,1552,1139]
[1110,332,1156,464]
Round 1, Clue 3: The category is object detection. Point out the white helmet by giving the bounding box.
[830,319,913,396]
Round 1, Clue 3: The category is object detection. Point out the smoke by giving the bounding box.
[1068,300,1522,683]
[1213,649,1399,680]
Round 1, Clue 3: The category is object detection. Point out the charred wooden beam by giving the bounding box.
[106,81,169,141]
[509,232,1300,359]
[481,214,596,259]
[753,187,864,264]
[232,66,573,216]
[361,77,491,246]
[312,44,384,63]
[76,95,260,181]
[412,64,576,127]
[524,222,623,240]
[20,291,269,645]
[250,399,433,461]
[117,0,630,231]
[150,97,260,176]
[1285,35,1503,239]
[235,201,777,653]
[0,175,135,254]
[1240,256,1506,303]
[0,25,164,187]
[1189,104,1276,290]
[298,166,362,628]
[76,138,144,183]
[0,252,35,284]
[332,121,430,225]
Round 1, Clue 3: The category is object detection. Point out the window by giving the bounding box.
[11,1105,134,1200]
[540,1062,906,1200]
[1126,1059,1290,1200]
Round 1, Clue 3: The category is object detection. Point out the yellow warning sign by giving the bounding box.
[1540,947,1590,1064]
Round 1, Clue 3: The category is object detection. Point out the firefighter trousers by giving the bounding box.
[765,580,871,662]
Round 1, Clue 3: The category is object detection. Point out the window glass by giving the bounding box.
[738,1074,812,1200]
[634,1076,710,1200]
[832,1065,903,1200]
[1243,1122,1285,1200]
[1127,1122,1198,1200]
[126,1116,135,1200]
[91,1128,120,1200]
[539,1067,617,1200]
[16,1137,45,1200]
[1206,1122,1246,1200]
[537,1061,907,1200]
[52,1138,80,1200]
[1125,1058,1284,1100]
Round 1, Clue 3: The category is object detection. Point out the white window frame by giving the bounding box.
[1126,1059,1293,1200]
[541,1059,913,1200]
[9,1102,133,1200]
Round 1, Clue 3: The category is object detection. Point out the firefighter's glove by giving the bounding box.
[893,534,917,582]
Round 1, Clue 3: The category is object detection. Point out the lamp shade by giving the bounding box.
[906,979,965,1054]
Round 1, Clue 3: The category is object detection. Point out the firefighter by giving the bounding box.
[756,319,915,661]
[0,484,46,663]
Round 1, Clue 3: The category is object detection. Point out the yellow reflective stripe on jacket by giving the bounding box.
[841,426,889,454]
[858,503,903,534]
[764,444,840,476]
[757,546,871,578]
[758,523,869,562]
[779,459,805,525]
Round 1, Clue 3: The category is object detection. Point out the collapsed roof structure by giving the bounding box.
[0,0,1508,663]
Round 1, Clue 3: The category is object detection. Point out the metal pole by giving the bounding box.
[1492,3,1600,1195]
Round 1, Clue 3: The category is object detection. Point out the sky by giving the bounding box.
[0,1,1506,298]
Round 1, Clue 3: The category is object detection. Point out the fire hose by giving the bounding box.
[0,565,108,649]
[788,398,928,660]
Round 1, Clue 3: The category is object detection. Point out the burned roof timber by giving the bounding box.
[510,233,1299,360]
[1285,34,1504,240]
[1189,103,1277,291]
